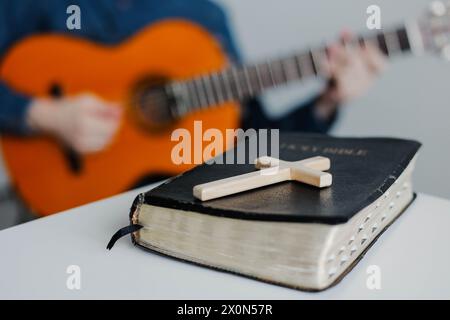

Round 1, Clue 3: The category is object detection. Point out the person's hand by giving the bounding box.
[27,94,122,154]
[315,31,387,120]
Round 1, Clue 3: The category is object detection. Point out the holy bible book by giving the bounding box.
[109,133,421,291]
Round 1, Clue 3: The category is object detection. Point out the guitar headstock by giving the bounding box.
[418,1,450,59]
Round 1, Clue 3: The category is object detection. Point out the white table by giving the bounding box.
[1,183,449,299]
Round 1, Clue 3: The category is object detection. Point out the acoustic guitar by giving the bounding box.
[1,4,450,215]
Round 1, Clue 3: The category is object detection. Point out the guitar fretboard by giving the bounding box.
[169,25,412,116]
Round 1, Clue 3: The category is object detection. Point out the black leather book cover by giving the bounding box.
[134,133,421,225]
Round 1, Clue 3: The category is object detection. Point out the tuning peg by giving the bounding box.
[430,1,447,16]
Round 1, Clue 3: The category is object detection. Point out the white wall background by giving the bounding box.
[0,0,449,200]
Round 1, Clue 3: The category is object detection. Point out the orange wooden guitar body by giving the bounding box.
[0,20,239,215]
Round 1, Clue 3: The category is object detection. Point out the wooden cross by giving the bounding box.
[193,156,332,201]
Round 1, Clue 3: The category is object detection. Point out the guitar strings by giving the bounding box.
[71,27,408,121]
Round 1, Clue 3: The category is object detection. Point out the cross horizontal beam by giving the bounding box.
[193,156,332,201]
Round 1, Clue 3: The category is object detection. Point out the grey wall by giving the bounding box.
[0,0,448,200]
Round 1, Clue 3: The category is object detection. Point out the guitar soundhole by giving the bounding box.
[49,83,63,98]
[130,77,177,131]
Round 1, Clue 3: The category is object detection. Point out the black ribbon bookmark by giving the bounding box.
[107,224,143,250]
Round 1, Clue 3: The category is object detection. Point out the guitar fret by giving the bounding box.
[220,70,233,101]
[396,26,411,52]
[165,84,179,117]
[313,48,328,76]
[266,62,277,87]
[194,78,207,107]
[187,81,199,109]
[211,73,224,103]
[377,33,389,55]
[254,65,264,91]
[296,53,313,78]
[282,57,300,81]
[246,66,256,92]
[309,50,319,75]
[231,67,244,99]
[172,82,189,115]
[203,76,217,106]
[242,67,253,96]
[179,82,193,113]
[278,59,289,83]
[257,63,269,88]
[294,55,302,78]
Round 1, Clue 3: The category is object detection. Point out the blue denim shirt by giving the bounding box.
[0,0,335,134]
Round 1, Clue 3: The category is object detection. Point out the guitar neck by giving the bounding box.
[171,24,414,115]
